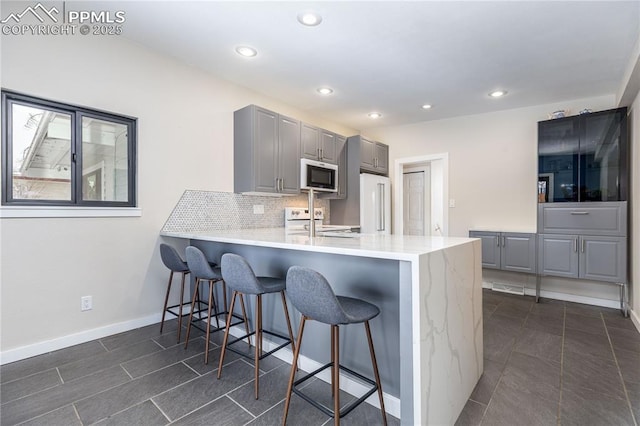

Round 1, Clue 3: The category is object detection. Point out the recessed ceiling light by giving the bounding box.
[317,87,333,95]
[489,90,507,98]
[297,11,322,26]
[368,112,382,119]
[421,104,433,110]
[235,46,257,57]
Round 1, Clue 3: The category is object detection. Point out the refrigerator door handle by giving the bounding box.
[378,183,385,231]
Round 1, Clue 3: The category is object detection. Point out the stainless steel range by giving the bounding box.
[284,207,357,237]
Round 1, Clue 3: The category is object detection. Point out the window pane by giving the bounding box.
[81,117,129,202]
[11,104,72,200]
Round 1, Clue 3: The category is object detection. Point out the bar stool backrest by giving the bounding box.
[185,246,218,280]
[221,253,263,294]
[160,244,188,273]
[286,266,349,325]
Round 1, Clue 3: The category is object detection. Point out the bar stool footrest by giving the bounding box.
[189,312,245,335]
[166,301,207,319]
[292,362,378,419]
[226,330,292,361]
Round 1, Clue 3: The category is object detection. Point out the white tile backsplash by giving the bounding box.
[161,190,330,233]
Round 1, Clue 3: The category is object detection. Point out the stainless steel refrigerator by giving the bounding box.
[359,173,391,234]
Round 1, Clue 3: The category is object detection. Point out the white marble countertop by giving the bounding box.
[161,228,475,261]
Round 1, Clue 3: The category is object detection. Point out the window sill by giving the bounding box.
[0,206,142,218]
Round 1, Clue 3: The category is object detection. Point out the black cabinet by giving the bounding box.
[538,108,627,203]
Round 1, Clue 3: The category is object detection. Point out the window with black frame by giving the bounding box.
[1,90,137,207]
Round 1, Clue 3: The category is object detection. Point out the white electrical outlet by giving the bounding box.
[81,296,92,311]
[449,199,456,208]
[253,204,264,214]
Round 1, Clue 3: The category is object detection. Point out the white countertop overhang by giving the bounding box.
[161,227,475,262]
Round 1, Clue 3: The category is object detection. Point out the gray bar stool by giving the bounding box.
[184,246,248,364]
[217,253,296,400]
[159,243,203,343]
[283,266,387,426]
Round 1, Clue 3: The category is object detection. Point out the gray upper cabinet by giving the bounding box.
[469,231,536,273]
[320,130,338,164]
[234,105,300,195]
[537,201,627,284]
[319,135,347,200]
[300,123,338,164]
[356,136,389,176]
[538,107,627,203]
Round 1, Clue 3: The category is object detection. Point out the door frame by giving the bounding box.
[394,153,449,236]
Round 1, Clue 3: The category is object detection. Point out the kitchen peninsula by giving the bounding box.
[161,221,482,424]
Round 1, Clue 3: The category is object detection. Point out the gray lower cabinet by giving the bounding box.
[469,231,536,273]
[234,105,300,195]
[538,234,626,283]
[537,202,627,284]
[300,123,339,164]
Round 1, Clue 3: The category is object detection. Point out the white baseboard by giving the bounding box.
[225,324,401,419]
[0,313,162,365]
[481,281,621,310]
[630,308,640,333]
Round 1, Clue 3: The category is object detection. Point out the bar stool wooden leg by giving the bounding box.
[160,271,174,333]
[365,321,387,426]
[239,294,252,347]
[283,316,306,426]
[217,291,238,378]
[176,271,187,343]
[281,291,296,357]
[331,326,335,397]
[333,325,340,426]
[205,280,215,364]
[184,278,201,349]
[254,294,263,399]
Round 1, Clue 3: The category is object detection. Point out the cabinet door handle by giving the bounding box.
[320,148,324,159]
[581,239,585,253]
[570,212,589,215]
[502,236,506,247]
[317,148,320,160]
[574,238,578,252]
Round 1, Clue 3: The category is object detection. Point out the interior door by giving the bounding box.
[403,171,426,236]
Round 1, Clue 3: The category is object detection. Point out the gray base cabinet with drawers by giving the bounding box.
[537,201,627,313]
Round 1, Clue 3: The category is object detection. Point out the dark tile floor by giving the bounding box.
[456,290,640,426]
[0,317,397,425]
[1,290,638,425]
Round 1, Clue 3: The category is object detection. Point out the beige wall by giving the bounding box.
[0,34,355,355]
[363,96,616,237]
[630,91,640,321]
[2,27,637,358]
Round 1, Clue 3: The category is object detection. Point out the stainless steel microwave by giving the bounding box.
[300,158,338,192]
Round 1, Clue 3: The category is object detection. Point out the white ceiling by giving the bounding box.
[103,1,639,130]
